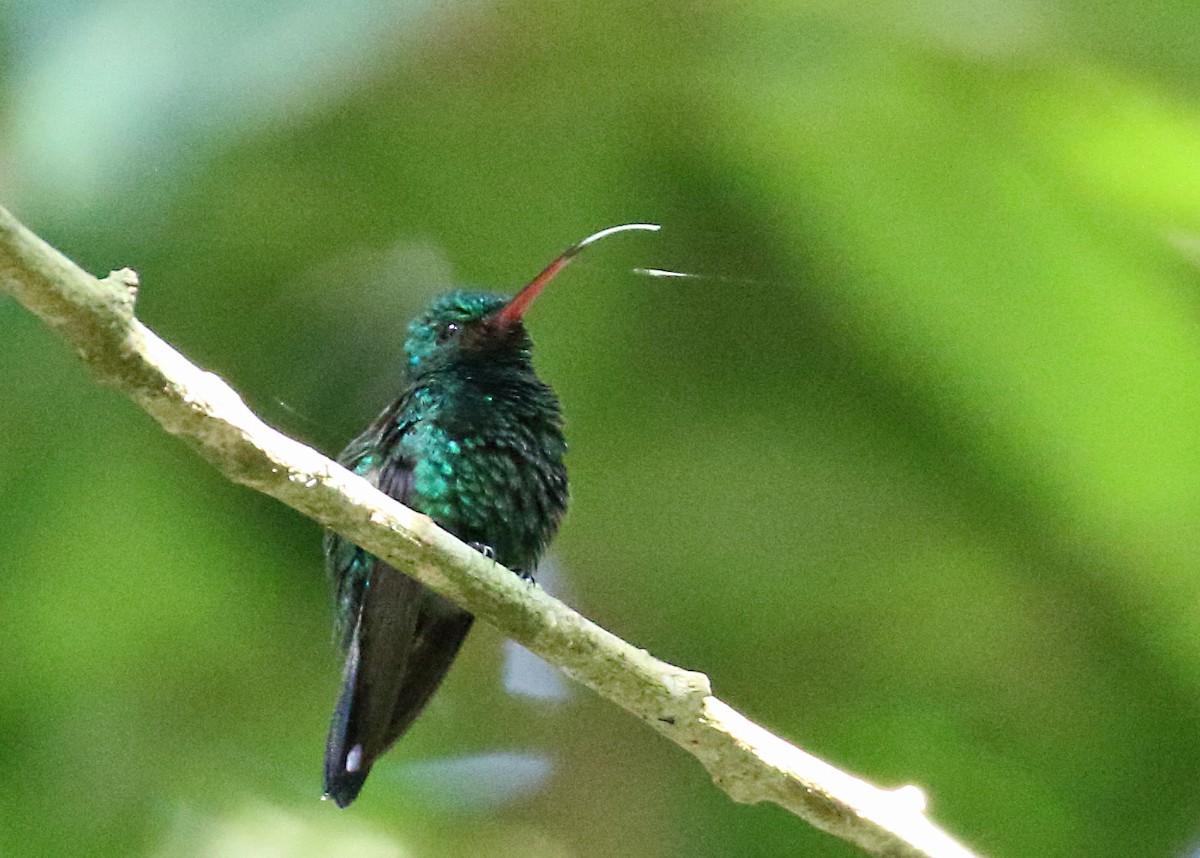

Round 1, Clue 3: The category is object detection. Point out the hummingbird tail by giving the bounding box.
[323,637,371,808]
[323,565,474,807]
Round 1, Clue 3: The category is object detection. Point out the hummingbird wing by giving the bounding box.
[323,410,474,807]
[383,591,474,741]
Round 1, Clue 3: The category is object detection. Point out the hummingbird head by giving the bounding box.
[403,223,660,378]
[403,289,525,377]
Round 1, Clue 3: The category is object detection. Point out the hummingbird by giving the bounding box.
[323,223,660,807]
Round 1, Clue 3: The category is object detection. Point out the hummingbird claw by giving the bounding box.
[468,542,497,560]
[469,541,536,582]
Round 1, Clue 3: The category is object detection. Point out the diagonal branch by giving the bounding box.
[0,203,982,858]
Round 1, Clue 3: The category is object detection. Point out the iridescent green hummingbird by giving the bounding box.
[323,223,659,807]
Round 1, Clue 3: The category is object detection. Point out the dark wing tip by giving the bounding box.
[323,774,368,808]
[324,743,370,808]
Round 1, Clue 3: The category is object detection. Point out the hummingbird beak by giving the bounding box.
[492,223,660,328]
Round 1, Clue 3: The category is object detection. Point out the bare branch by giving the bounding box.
[0,203,982,858]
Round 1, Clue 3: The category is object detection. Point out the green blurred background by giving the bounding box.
[4,1,1200,856]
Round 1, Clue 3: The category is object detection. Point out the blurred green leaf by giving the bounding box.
[5,0,1200,855]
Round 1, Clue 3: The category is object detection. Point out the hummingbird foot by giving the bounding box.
[468,541,497,560]
[467,541,536,582]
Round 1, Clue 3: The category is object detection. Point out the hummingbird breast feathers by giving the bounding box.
[400,380,568,574]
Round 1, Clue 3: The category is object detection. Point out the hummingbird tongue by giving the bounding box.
[493,223,660,327]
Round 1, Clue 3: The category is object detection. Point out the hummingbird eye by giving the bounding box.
[436,322,460,344]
